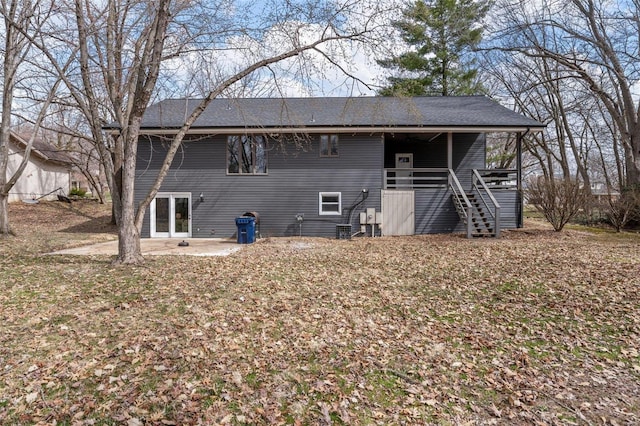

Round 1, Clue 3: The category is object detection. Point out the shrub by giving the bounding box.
[526,177,588,231]
[70,187,87,197]
[603,187,640,232]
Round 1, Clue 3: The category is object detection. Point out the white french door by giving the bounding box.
[150,193,191,238]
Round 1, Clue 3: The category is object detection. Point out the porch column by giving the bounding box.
[516,131,523,228]
[447,132,453,169]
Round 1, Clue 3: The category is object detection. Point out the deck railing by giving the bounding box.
[382,167,509,238]
[383,168,449,189]
[475,169,517,189]
[383,168,517,190]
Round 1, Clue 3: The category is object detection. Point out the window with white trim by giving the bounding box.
[319,134,339,157]
[227,135,267,174]
[319,192,341,215]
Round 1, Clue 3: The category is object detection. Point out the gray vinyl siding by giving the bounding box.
[494,190,522,229]
[411,133,486,234]
[135,130,519,238]
[414,189,462,234]
[136,134,384,238]
[453,133,485,188]
[414,188,521,234]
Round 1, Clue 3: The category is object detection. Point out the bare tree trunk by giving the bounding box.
[110,151,123,227]
[114,124,143,264]
[0,0,21,236]
[0,127,12,235]
[612,127,625,189]
[116,199,142,264]
[0,194,11,236]
[626,129,640,187]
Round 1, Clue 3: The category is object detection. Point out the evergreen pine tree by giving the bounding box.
[378,0,490,96]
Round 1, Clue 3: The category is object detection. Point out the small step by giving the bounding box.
[472,232,496,238]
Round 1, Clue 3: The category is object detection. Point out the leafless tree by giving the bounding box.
[23,0,385,263]
[41,104,109,203]
[0,0,65,235]
[482,43,630,203]
[490,0,640,188]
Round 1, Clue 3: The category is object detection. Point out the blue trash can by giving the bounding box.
[235,216,256,244]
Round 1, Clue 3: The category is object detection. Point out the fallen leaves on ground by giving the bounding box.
[1,201,639,424]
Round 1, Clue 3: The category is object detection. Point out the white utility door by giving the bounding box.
[150,193,191,238]
[381,190,415,236]
[395,153,413,188]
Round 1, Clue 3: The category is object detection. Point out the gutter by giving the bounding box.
[105,125,547,136]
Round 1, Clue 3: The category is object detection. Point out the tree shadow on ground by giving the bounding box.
[61,214,117,234]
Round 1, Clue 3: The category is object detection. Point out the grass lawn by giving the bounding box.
[1,201,639,425]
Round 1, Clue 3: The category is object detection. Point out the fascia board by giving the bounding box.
[120,125,545,136]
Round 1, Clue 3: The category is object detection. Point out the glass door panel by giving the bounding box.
[155,197,170,235]
[173,197,190,236]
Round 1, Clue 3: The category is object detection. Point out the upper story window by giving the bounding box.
[227,135,267,174]
[320,134,339,157]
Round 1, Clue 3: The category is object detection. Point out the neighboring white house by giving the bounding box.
[590,181,621,203]
[7,132,72,203]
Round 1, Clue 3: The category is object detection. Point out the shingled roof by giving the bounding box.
[10,133,74,165]
[129,96,544,133]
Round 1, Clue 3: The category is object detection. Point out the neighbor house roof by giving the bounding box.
[10,132,74,166]
[118,96,545,134]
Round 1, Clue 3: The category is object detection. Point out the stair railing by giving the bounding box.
[448,169,473,238]
[472,169,501,238]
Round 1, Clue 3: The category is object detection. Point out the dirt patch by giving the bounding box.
[3,200,116,254]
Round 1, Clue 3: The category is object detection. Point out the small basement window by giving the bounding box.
[319,192,341,215]
[319,134,339,157]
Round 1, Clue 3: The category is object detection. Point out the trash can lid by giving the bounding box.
[235,216,255,224]
[242,211,259,223]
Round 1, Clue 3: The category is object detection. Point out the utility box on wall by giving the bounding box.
[366,208,376,225]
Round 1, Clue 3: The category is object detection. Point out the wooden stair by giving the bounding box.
[449,169,501,238]
[466,193,495,237]
[452,192,497,238]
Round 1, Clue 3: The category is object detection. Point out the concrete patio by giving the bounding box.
[50,238,242,256]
